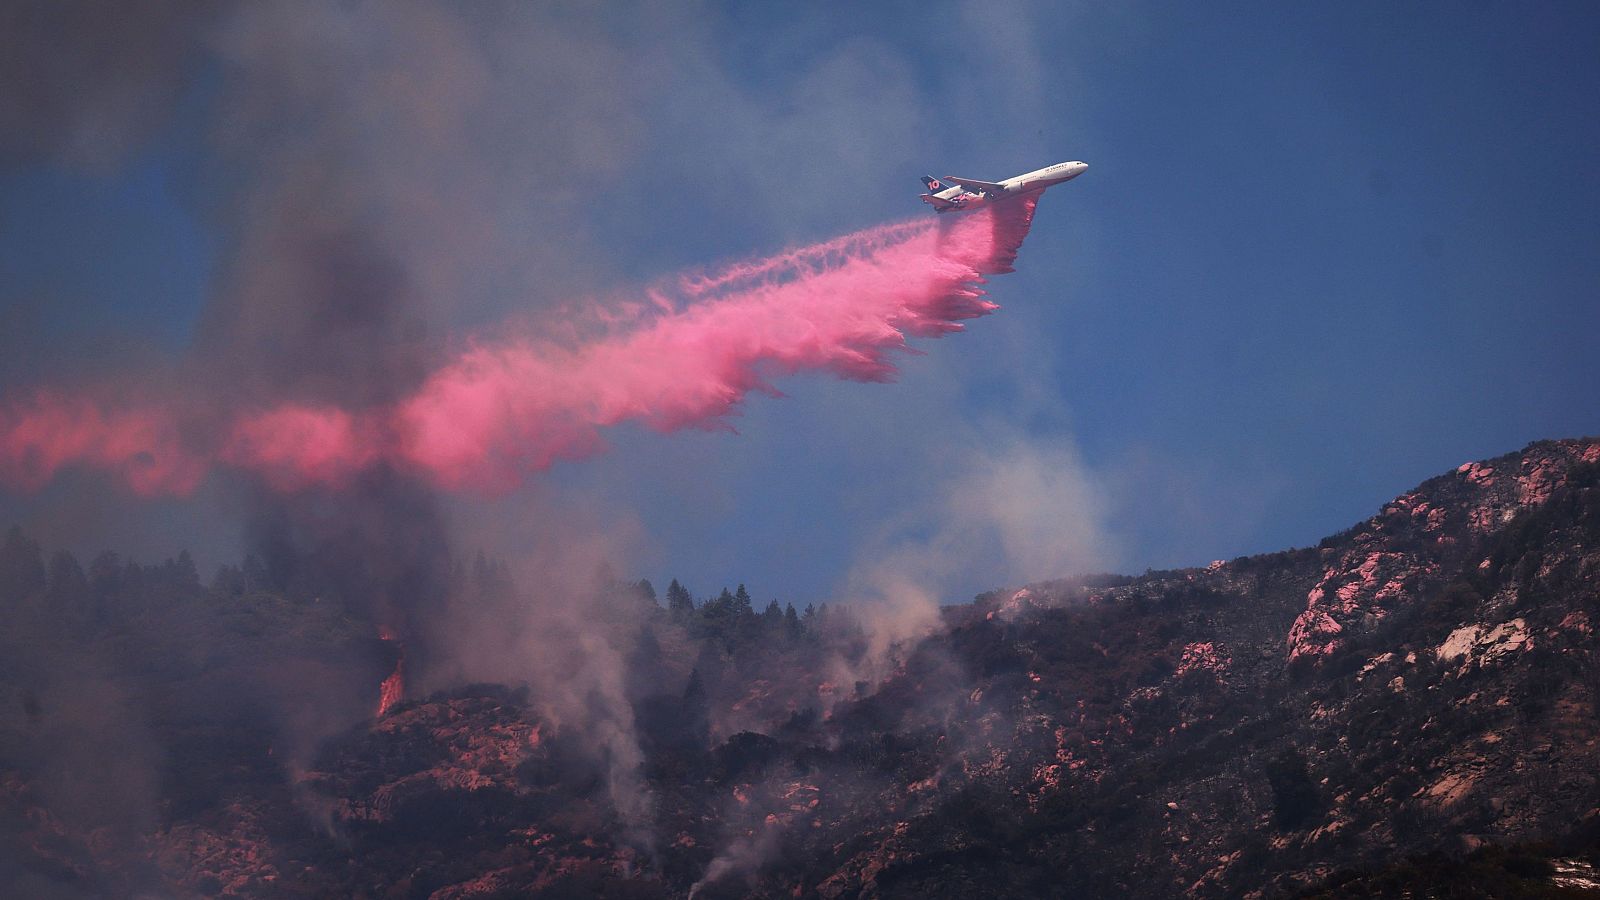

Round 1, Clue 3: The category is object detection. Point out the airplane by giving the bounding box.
[919,160,1088,213]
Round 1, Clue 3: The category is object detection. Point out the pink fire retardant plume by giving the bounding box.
[396,198,1036,489]
[0,198,1040,495]
[0,391,206,496]
[223,405,382,492]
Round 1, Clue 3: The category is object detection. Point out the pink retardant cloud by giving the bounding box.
[0,391,206,496]
[0,199,1040,496]
[395,200,1030,489]
[224,405,381,492]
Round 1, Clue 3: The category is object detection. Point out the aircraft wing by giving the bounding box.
[942,176,1008,195]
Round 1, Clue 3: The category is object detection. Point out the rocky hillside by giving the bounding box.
[4,438,1600,898]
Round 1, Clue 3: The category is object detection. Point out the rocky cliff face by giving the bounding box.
[892,436,1600,898]
[5,438,1600,898]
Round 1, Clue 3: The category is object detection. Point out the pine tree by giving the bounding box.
[174,550,199,588]
[666,579,694,614]
[47,550,91,634]
[241,554,268,592]
[734,584,753,613]
[213,564,245,596]
[89,551,122,598]
[683,666,706,706]
[151,551,200,597]
[784,602,801,637]
[121,558,146,601]
[702,587,736,626]
[47,549,85,594]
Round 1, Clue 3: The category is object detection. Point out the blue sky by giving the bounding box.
[2,1,1597,607]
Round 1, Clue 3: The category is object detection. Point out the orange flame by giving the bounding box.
[376,626,404,717]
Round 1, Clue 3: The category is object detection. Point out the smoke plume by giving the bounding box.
[0,1,1068,872]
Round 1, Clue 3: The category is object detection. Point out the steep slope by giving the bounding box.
[815,436,1600,898]
[4,437,1599,898]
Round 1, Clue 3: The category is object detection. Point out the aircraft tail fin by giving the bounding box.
[921,175,949,193]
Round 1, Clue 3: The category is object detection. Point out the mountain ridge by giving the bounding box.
[4,436,1599,897]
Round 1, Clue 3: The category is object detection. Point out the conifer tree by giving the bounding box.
[89,551,122,598]
[47,550,88,604]
[243,554,271,593]
[47,550,92,633]
[666,579,694,614]
[174,550,199,588]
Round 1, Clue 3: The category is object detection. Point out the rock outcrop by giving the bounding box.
[5,437,1600,898]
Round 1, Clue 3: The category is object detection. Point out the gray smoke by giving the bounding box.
[0,2,1086,870]
[0,1,214,170]
[0,0,662,846]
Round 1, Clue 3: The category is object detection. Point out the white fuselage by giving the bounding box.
[926,160,1088,212]
[997,160,1090,193]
